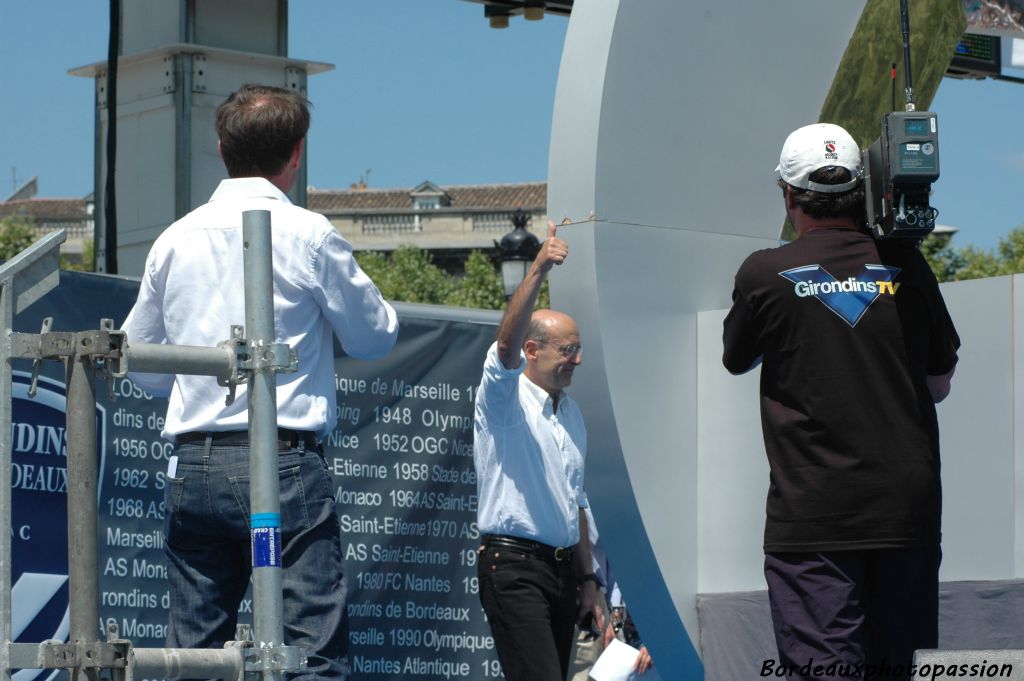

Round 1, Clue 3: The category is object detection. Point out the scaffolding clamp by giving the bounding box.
[217,325,297,407]
[97,318,127,400]
[229,625,305,678]
[243,643,306,675]
[217,326,249,406]
[20,316,53,397]
[36,639,130,671]
[9,317,126,400]
[241,341,298,375]
[9,321,124,363]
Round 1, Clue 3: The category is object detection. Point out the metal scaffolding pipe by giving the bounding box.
[65,343,100,681]
[0,289,14,681]
[124,343,236,380]
[242,210,286,676]
[132,647,245,680]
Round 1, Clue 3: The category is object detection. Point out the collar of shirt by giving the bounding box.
[208,177,292,205]
[518,371,564,416]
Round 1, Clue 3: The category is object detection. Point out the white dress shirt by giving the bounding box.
[121,177,398,440]
[473,342,588,548]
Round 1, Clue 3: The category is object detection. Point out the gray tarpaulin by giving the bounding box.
[697,580,1024,681]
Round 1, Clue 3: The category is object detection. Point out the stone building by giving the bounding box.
[0,179,548,273]
[0,179,93,262]
[309,180,548,273]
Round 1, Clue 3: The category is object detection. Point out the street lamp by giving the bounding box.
[495,209,540,299]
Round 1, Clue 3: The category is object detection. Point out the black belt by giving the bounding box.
[176,428,320,451]
[481,534,575,563]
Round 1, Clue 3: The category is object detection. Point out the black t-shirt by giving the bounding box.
[722,228,960,552]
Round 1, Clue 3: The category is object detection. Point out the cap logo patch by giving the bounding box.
[824,140,838,160]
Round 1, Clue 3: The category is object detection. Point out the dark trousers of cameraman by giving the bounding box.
[764,546,940,681]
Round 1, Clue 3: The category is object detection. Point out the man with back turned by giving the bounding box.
[122,84,398,680]
[723,123,959,680]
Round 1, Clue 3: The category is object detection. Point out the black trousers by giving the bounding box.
[764,546,941,681]
[478,544,578,681]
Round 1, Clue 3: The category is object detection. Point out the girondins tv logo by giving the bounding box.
[11,372,105,681]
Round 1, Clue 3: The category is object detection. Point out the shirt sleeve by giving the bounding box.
[120,257,175,397]
[922,263,960,376]
[310,228,399,359]
[474,342,526,429]
[574,407,589,510]
[722,271,763,375]
[880,242,960,378]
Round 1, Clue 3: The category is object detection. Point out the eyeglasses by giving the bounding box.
[539,341,582,358]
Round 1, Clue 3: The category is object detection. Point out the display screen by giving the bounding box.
[963,0,1024,40]
[905,118,930,136]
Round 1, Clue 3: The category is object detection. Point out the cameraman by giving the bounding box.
[722,123,959,679]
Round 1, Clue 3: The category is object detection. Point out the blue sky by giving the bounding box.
[1,2,1022,251]
[0,2,565,196]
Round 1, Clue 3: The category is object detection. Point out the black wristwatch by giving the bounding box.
[580,573,600,586]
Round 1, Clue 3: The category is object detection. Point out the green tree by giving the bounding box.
[537,278,550,310]
[992,227,1024,275]
[61,239,95,272]
[953,244,1003,281]
[919,233,964,283]
[354,250,390,289]
[356,246,453,305]
[445,250,504,310]
[921,224,1024,283]
[0,216,38,260]
[355,245,553,311]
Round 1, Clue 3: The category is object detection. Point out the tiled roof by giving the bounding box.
[0,198,90,221]
[0,182,548,219]
[309,181,547,213]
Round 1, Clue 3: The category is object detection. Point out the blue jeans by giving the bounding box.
[163,439,348,681]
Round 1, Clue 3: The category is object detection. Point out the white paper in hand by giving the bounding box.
[590,638,641,681]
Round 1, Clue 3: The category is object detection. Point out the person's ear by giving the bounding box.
[784,185,797,211]
[291,139,305,168]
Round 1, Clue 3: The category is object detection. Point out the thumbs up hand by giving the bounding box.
[536,220,569,273]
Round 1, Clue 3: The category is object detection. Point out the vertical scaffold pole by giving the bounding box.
[0,284,13,681]
[242,209,285,681]
[65,340,100,681]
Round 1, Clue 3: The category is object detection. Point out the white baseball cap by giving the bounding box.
[776,123,862,193]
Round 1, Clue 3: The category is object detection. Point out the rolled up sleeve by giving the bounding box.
[311,229,399,359]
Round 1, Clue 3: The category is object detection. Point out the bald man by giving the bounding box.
[473,222,602,681]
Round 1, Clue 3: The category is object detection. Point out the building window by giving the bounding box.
[472,212,526,231]
[409,181,449,211]
[362,214,421,234]
[414,197,441,211]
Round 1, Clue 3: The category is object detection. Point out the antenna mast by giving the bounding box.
[900,0,915,111]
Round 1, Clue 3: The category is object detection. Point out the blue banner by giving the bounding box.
[12,270,501,680]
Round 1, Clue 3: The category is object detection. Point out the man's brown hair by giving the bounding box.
[779,166,865,222]
[215,84,310,178]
